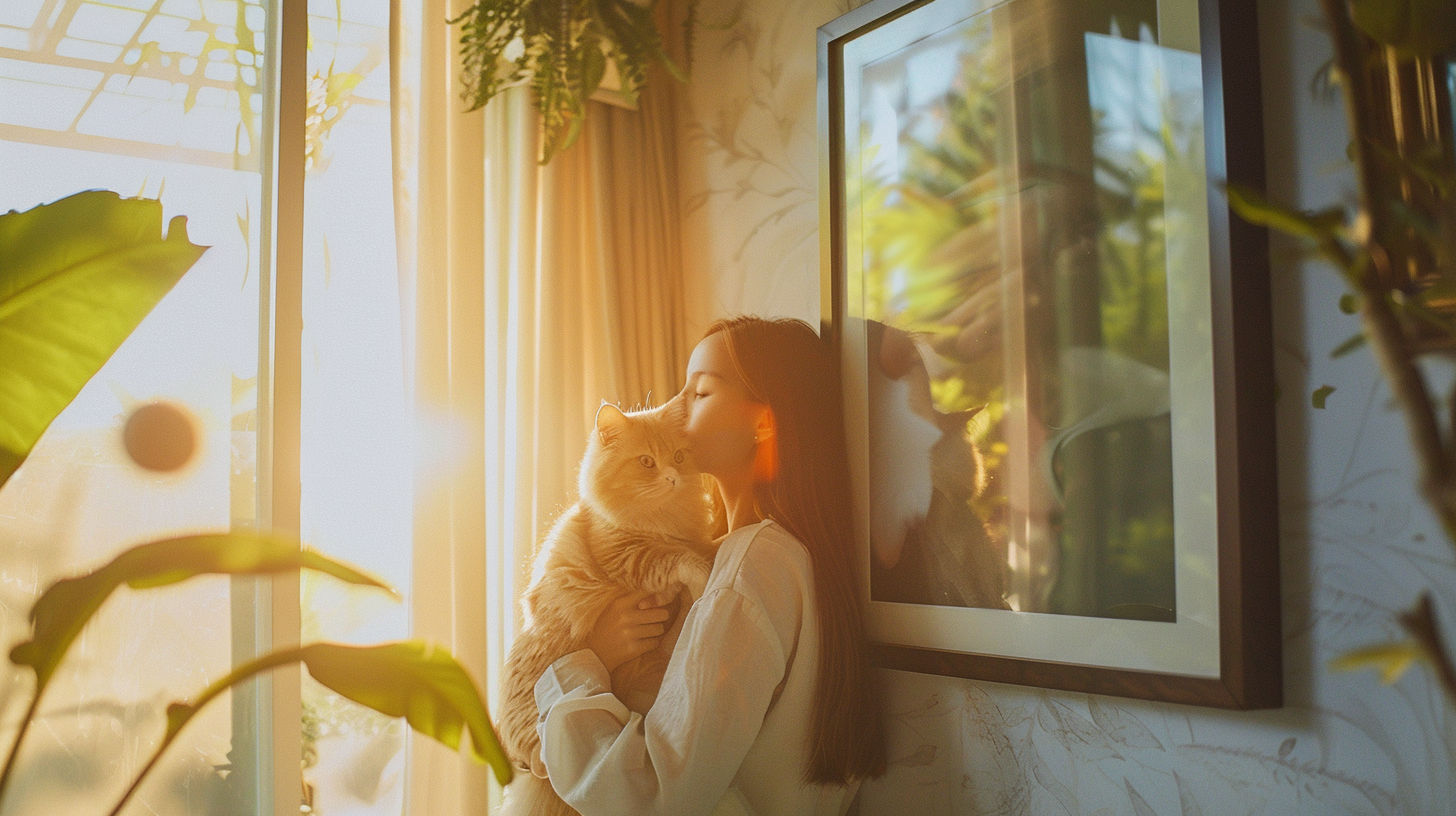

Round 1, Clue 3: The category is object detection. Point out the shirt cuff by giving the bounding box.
[534,648,613,715]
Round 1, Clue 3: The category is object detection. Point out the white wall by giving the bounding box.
[674,0,1456,812]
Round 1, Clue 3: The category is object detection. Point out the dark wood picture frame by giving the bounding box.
[818,0,1280,709]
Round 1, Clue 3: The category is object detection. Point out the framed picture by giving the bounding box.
[818,0,1280,707]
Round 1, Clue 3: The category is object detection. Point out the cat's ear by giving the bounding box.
[937,405,985,433]
[595,402,629,445]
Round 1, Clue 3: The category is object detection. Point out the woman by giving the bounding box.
[532,316,887,815]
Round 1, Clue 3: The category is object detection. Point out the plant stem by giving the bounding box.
[1401,594,1456,700]
[1319,0,1456,530]
[1359,290,1456,526]
[1317,0,1385,248]
[105,647,304,816]
[0,680,44,810]
[1319,0,1456,697]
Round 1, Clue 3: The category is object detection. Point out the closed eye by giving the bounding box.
[639,455,656,468]
[673,450,685,464]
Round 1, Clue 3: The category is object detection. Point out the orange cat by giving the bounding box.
[498,400,715,816]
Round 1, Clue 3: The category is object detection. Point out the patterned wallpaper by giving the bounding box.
[672,0,1456,812]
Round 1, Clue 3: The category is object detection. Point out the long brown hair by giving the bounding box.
[704,315,888,784]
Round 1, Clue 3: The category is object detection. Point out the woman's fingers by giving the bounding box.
[625,605,670,626]
[637,591,672,609]
[621,589,655,606]
[628,621,667,639]
[588,591,673,671]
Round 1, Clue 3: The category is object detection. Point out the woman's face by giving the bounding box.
[679,332,765,482]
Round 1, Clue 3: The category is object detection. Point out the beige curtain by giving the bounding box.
[391,1,691,812]
[586,78,695,408]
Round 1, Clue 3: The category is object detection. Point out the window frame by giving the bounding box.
[253,0,307,809]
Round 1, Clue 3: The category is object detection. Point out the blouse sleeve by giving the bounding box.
[534,583,791,816]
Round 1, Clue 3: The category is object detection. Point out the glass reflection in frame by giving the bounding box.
[858,0,1208,621]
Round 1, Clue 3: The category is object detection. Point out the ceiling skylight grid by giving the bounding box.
[0,0,385,170]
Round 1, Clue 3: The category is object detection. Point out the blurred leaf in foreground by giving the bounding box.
[10,533,391,688]
[0,191,207,489]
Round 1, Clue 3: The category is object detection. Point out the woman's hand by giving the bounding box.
[587,591,671,673]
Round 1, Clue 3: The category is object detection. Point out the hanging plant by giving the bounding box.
[451,0,696,163]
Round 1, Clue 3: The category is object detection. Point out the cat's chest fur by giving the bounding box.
[523,502,714,631]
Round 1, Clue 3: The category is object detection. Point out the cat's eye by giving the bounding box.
[673,449,685,464]
[639,455,656,468]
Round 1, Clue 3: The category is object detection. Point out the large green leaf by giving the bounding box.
[114,640,510,816]
[0,190,208,489]
[301,641,513,783]
[9,533,392,687]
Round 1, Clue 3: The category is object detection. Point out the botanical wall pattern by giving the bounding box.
[675,0,843,334]
[673,0,1456,812]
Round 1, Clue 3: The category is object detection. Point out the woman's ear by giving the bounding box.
[596,402,629,445]
[753,407,776,442]
[752,407,778,482]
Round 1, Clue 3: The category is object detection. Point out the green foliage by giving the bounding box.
[858,23,1010,530]
[9,534,389,688]
[859,24,1197,609]
[451,0,692,162]
[1225,182,1348,259]
[1229,175,1456,341]
[1,531,515,813]
[1226,180,1375,297]
[109,635,511,814]
[299,642,509,777]
[151,641,511,796]
[1330,638,1426,683]
[861,68,1002,330]
[0,192,514,810]
[0,191,207,488]
[1239,0,1456,711]
[1333,594,1456,696]
[1091,116,1177,372]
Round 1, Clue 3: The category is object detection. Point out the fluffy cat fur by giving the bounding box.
[498,400,715,816]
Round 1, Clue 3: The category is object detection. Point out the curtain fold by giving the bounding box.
[590,75,695,408]
[393,0,493,813]
[391,3,692,811]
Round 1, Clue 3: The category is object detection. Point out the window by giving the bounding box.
[0,1,408,812]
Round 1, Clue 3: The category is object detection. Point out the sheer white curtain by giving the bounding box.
[390,1,692,813]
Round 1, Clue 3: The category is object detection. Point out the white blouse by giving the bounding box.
[533,519,859,816]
